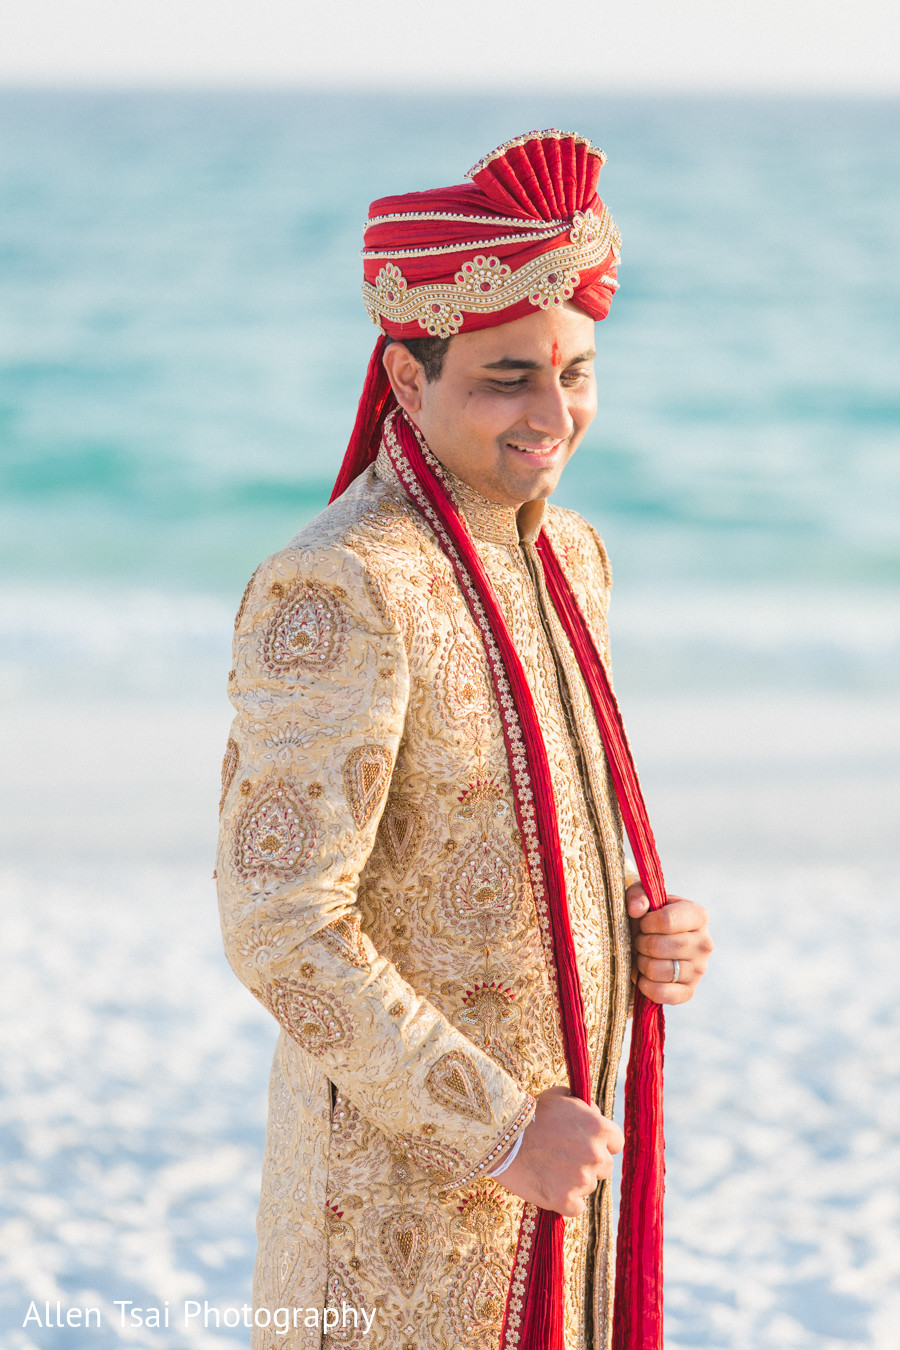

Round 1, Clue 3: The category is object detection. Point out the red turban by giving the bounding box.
[332,129,621,500]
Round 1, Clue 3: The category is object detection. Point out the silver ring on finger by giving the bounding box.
[671,959,680,984]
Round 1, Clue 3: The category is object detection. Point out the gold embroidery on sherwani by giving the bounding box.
[426,1050,494,1124]
[449,1253,509,1346]
[396,1133,469,1181]
[232,778,317,883]
[262,980,353,1057]
[383,799,427,877]
[436,833,524,939]
[378,1207,429,1294]
[313,914,373,970]
[324,1262,367,1346]
[219,737,238,814]
[459,979,520,1047]
[261,578,348,674]
[233,565,259,632]
[217,447,631,1350]
[343,743,393,828]
[438,632,493,724]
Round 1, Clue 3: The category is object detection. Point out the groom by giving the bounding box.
[217,129,711,1350]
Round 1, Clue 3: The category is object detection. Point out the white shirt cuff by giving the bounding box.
[486,1127,525,1178]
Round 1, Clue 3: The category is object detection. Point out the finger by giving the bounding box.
[633,931,706,961]
[636,956,694,986]
[625,884,650,919]
[639,899,708,936]
[606,1122,625,1154]
[636,973,694,1006]
[636,952,709,988]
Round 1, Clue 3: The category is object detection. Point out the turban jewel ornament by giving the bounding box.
[331,129,622,500]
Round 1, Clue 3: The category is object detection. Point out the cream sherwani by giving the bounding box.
[216,444,633,1349]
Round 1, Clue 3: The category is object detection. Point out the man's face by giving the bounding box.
[403,303,598,509]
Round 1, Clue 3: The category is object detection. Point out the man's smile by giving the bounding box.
[503,437,567,460]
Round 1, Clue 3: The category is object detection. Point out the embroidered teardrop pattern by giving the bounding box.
[262,980,351,1058]
[449,1255,508,1346]
[439,635,492,724]
[343,744,393,828]
[233,779,317,882]
[437,835,522,936]
[323,1263,367,1345]
[425,1050,493,1125]
[396,1133,469,1181]
[313,914,372,970]
[261,581,347,675]
[382,800,427,877]
[378,1208,428,1294]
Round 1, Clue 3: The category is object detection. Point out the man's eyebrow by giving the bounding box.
[481,357,541,371]
[480,350,596,371]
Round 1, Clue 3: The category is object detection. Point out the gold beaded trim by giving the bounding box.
[466,129,606,179]
[362,225,565,260]
[367,210,569,229]
[362,207,620,338]
[441,1096,536,1193]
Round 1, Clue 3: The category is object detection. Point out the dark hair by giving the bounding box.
[389,335,452,382]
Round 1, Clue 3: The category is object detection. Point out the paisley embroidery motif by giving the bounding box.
[436,835,523,936]
[449,1253,509,1346]
[343,744,393,828]
[273,1236,304,1298]
[378,1207,428,1295]
[396,1133,469,1182]
[439,635,492,723]
[232,779,317,882]
[313,914,372,970]
[219,738,238,814]
[262,980,351,1057]
[426,1050,493,1125]
[261,580,347,675]
[323,1262,367,1345]
[382,799,426,877]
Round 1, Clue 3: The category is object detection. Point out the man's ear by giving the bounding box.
[382,342,427,416]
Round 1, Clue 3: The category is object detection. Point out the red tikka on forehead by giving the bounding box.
[551,340,561,367]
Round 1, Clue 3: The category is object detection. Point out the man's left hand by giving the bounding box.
[626,884,713,1006]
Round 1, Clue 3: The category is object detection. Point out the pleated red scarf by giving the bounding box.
[339,409,667,1350]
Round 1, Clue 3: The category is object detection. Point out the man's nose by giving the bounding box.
[524,381,575,440]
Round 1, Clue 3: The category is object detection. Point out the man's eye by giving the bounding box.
[490,378,527,390]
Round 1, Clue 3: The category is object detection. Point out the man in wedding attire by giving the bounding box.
[217,130,712,1350]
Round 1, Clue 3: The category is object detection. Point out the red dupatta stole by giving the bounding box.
[378,410,666,1350]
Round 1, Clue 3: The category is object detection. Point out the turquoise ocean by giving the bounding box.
[1,92,899,1348]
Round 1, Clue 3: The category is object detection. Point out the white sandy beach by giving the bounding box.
[2,647,898,1348]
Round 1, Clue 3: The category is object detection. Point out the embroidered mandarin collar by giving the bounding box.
[374,444,545,546]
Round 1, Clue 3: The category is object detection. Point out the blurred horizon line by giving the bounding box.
[1,81,899,102]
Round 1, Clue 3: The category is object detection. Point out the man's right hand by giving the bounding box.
[495,1086,624,1217]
